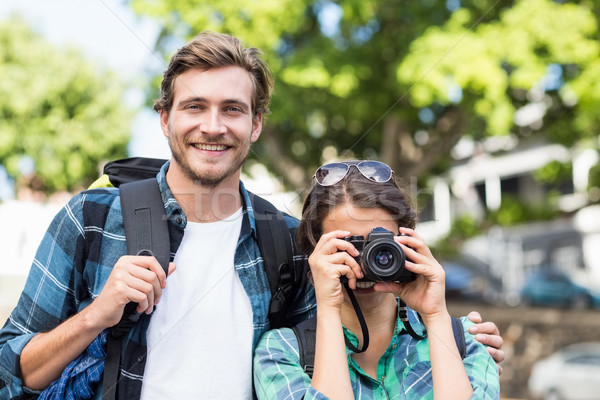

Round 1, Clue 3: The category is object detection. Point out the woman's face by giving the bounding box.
[322,203,398,239]
[321,202,399,307]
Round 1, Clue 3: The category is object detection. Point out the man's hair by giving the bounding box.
[296,167,417,255]
[153,31,274,116]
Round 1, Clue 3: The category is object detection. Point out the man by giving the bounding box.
[0,31,504,399]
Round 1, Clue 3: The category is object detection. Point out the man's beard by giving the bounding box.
[168,135,251,188]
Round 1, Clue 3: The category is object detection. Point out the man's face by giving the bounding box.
[161,66,262,187]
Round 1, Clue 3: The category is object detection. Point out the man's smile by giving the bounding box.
[192,143,230,151]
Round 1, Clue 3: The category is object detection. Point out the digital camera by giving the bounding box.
[343,227,415,282]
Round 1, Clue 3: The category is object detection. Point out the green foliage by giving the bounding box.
[127,0,600,197]
[534,160,573,184]
[125,0,600,251]
[397,0,600,136]
[430,214,482,258]
[588,160,600,203]
[0,17,134,194]
[488,194,557,226]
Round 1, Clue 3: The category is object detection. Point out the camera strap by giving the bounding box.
[339,280,428,353]
[398,299,426,340]
[341,279,370,353]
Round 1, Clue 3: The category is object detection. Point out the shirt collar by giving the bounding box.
[156,160,256,239]
[238,180,257,241]
[156,161,187,228]
[341,300,425,354]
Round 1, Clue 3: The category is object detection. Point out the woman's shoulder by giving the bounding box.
[258,327,299,349]
[255,327,303,368]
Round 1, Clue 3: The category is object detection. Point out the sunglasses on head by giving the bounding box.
[313,161,393,187]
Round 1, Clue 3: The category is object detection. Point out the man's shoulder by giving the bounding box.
[283,212,300,229]
[80,186,120,199]
[238,181,299,230]
[61,187,123,223]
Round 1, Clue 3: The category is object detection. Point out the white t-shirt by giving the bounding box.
[140,208,254,399]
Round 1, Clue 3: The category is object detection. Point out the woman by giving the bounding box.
[253,161,500,399]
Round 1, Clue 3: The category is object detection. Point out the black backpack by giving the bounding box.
[97,157,303,400]
[292,310,467,377]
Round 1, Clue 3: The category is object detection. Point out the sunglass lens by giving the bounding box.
[315,163,349,186]
[357,161,392,182]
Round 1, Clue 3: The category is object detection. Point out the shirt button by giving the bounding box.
[174,213,183,224]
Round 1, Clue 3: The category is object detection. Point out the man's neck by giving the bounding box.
[166,165,242,223]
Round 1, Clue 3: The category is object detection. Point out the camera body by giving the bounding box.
[344,227,415,282]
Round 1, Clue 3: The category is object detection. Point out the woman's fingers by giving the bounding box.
[397,227,433,258]
[311,252,362,282]
[311,231,364,281]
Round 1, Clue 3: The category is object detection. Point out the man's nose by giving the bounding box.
[201,109,227,135]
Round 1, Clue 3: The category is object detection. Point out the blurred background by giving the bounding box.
[2,1,600,399]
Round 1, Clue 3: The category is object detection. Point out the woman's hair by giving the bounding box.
[296,166,418,255]
[153,31,274,116]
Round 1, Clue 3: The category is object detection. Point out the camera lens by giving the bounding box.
[360,227,416,282]
[363,241,405,281]
[374,249,394,269]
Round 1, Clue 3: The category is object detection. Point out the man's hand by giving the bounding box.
[467,311,505,375]
[88,256,176,329]
[21,257,176,390]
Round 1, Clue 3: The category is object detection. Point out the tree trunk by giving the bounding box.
[259,126,310,191]
[380,107,466,180]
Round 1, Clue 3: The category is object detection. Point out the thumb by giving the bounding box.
[467,311,482,324]
[167,262,177,277]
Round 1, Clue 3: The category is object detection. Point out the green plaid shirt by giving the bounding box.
[253,309,499,400]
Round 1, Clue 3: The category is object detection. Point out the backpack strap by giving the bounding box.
[102,178,170,400]
[291,316,317,377]
[119,179,170,273]
[451,316,467,359]
[248,192,297,329]
[399,300,467,359]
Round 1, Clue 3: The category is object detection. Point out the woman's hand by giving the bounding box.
[374,227,447,322]
[308,230,364,310]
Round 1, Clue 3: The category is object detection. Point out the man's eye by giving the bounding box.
[226,106,242,113]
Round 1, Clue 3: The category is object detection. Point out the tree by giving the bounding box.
[129,0,600,193]
[0,17,134,195]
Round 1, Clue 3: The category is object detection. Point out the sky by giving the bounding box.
[0,0,172,159]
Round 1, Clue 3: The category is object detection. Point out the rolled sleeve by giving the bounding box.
[0,333,40,399]
[0,195,87,399]
[460,318,501,400]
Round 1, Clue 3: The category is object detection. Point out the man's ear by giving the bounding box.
[250,113,263,143]
[160,109,170,137]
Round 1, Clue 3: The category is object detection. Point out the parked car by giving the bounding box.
[519,270,600,309]
[529,342,600,400]
[442,257,503,304]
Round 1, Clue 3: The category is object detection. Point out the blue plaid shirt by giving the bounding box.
[0,161,316,400]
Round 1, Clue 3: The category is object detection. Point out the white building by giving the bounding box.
[417,138,600,297]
